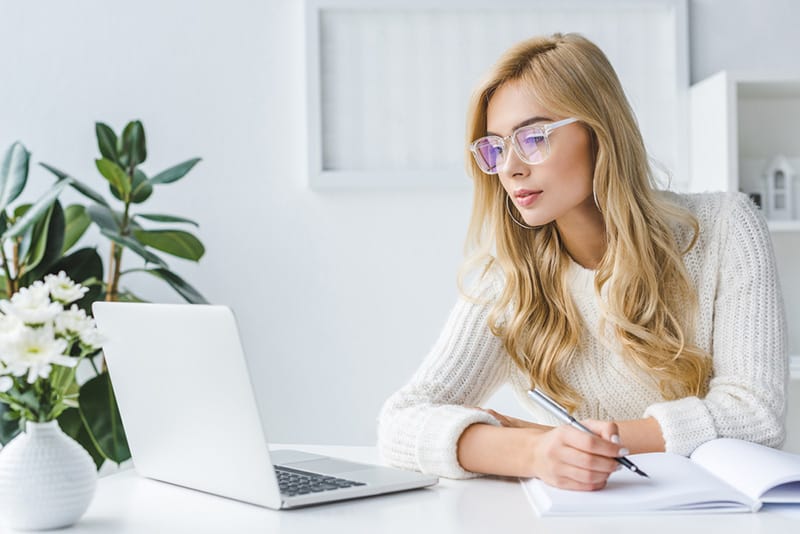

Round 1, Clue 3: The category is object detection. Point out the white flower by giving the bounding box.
[0,282,63,325]
[45,271,89,304]
[0,313,24,342]
[55,305,95,338]
[0,375,12,393]
[79,327,106,350]
[1,324,74,383]
[0,314,24,362]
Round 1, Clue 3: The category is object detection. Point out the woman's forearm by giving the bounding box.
[456,423,544,477]
[615,417,665,453]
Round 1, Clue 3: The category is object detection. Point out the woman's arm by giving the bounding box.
[457,420,628,490]
[615,417,665,454]
[643,194,787,455]
[378,281,511,479]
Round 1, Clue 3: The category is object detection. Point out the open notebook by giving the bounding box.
[521,438,800,515]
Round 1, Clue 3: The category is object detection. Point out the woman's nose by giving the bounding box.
[499,146,530,177]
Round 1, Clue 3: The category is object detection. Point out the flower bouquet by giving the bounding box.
[0,272,102,530]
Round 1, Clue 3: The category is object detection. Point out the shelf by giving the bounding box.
[768,221,800,232]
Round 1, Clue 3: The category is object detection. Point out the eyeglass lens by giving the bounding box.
[472,125,548,174]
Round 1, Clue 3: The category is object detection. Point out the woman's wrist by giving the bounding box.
[615,417,665,453]
[457,423,547,478]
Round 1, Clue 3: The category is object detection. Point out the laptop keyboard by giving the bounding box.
[275,465,366,497]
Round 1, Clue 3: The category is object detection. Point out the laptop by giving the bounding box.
[92,302,438,509]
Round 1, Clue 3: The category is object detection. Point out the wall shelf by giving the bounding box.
[690,70,800,230]
[769,221,800,232]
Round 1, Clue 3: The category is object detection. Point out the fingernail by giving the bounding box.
[610,434,620,444]
[619,448,630,456]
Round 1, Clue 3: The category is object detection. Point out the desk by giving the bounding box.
[8,445,799,534]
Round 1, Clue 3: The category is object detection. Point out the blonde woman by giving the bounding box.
[378,33,787,491]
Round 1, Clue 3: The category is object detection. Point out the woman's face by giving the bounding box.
[485,80,596,228]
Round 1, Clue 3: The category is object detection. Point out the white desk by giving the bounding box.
[9,445,799,534]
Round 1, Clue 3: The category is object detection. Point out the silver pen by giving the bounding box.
[527,387,649,478]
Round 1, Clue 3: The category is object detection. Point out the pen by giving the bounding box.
[527,387,649,478]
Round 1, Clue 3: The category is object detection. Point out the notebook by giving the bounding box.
[92,302,438,509]
[521,438,800,515]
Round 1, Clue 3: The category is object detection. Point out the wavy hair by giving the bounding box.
[459,33,711,412]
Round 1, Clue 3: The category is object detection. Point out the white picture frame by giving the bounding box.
[305,0,689,190]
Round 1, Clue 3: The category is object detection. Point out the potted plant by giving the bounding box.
[0,122,206,469]
[0,274,101,530]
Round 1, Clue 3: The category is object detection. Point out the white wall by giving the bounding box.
[1,0,799,446]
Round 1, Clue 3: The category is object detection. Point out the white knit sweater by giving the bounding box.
[378,192,788,479]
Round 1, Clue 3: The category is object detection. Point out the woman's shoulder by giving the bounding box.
[459,260,505,302]
[660,190,756,221]
[661,190,767,251]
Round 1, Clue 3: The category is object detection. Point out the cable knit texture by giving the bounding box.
[378,192,788,478]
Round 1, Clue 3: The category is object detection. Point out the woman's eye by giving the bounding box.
[521,133,544,147]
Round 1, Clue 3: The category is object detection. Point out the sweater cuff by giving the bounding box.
[417,405,501,479]
[643,396,718,456]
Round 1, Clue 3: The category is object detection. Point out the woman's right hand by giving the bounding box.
[524,420,625,491]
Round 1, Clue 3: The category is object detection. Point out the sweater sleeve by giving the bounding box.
[377,282,509,479]
[644,193,788,455]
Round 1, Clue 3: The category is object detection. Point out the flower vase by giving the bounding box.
[0,420,97,530]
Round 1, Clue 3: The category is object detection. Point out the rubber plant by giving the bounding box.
[0,122,207,469]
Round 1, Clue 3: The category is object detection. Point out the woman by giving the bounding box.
[377,33,787,491]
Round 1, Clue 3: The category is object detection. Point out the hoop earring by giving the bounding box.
[506,196,535,230]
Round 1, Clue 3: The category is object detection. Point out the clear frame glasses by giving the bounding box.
[469,117,579,174]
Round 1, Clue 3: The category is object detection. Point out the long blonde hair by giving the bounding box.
[460,33,711,412]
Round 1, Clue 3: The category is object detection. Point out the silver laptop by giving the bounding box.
[92,302,437,509]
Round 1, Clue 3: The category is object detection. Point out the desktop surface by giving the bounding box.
[5,445,798,534]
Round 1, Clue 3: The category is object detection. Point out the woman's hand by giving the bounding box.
[458,412,627,490]
[528,420,625,491]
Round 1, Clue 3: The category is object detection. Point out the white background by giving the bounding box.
[1,0,799,445]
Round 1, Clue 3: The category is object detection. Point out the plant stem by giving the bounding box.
[105,242,118,301]
[106,183,132,301]
[0,244,14,295]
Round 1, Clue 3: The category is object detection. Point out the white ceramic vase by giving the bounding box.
[0,420,97,530]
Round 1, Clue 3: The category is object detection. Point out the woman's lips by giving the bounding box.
[515,190,542,208]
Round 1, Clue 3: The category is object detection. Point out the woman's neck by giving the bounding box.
[555,197,607,270]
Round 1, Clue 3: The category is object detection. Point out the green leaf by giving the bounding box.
[135,267,208,304]
[95,158,130,199]
[115,168,152,204]
[1,178,71,241]
[22,200,66,281]
[39,163,111,209]
[0,141,30,212]
[120,120,146,168]
[86,204,122,233]
[134,213,199,227]
[0,402,21,446]
[95,122,119,163]
[58,408,105,470]
[62,204,92,253]
[78,372,131,465]
[149,157,201,185]
[101,229,168,267]
[133,229,205,261]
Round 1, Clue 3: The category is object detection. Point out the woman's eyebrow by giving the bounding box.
[486,116,552,137]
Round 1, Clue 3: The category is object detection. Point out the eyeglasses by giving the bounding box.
[469,117,579,174]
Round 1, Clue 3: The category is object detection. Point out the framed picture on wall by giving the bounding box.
[305,0,689,190]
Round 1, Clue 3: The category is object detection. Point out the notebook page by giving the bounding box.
[690,439,800,503]
[520,452,755,515]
